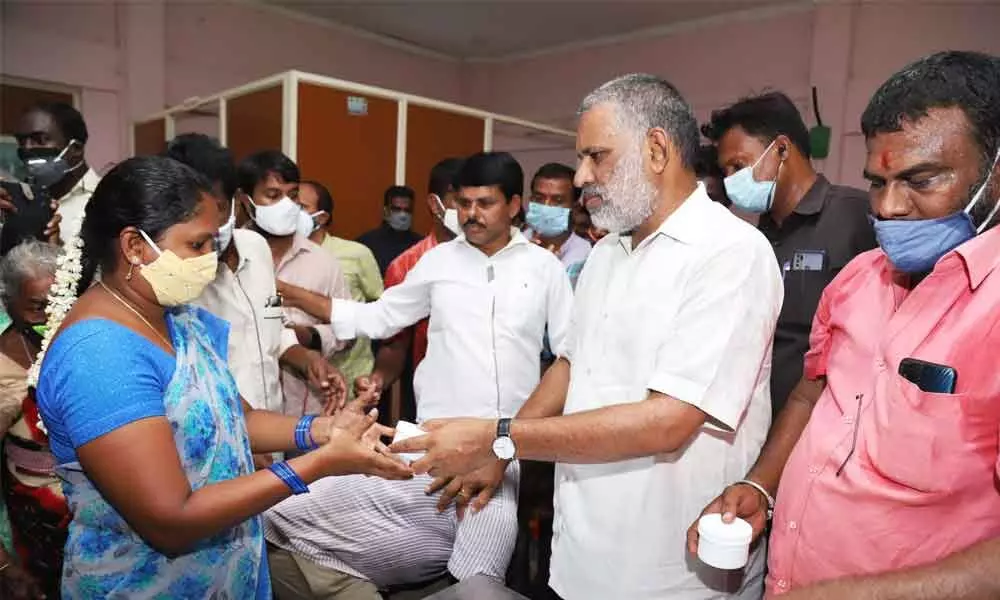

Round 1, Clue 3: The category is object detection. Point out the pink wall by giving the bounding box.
[1,0,461,171]
[2,1,123,171]
[4,0,1000,190]
[164,3,462,107]
[466,3,1000,190]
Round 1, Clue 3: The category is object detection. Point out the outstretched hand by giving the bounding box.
[321,404,412,481]
[303,354,346,414]
[389,417,496,479]
[354,372,384,399]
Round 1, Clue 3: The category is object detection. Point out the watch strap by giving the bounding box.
[497,417,512,438]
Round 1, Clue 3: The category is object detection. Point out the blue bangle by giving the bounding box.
[295,415,318,451]
[268,461,310,495]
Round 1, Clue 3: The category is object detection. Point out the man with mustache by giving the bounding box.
[392,74,783,599]
[265,152,573,598]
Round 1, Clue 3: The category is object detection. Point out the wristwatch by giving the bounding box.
[492,418,516,460]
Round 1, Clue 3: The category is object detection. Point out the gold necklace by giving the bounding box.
[98,281,172,348]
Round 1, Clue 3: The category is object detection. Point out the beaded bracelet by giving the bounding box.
[268,461,310,495]
[294,415,319,451]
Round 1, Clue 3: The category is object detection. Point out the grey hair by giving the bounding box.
[0,240,61,306]
[579,73,700,169]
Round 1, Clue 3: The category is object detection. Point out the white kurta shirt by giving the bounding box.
[58,168,100,244]
[332,229,574,422]
[193,229,296,412]
[551,185,783,600]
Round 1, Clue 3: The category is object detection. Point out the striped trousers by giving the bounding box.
[264,463,520,589]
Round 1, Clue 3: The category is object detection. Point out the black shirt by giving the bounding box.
[758,175,876,416]
[356,222,423,276]
[0,181,53,255]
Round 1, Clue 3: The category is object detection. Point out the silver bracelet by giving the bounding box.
[734,478,775,520]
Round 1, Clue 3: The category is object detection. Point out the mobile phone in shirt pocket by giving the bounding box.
[898,357,956,394]
[867,374,979,494]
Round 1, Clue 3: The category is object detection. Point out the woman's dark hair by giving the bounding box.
[454,152,523,202]
[76,156,214,295]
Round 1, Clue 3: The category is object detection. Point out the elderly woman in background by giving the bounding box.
[0,239,61,599]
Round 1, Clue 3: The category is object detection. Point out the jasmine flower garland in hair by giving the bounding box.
[26,236,85,433]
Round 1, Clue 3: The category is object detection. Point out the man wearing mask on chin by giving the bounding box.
[14,102,98,244]
[237,150,351,418]
[703,92,875,418]
[689,51,1000,600]
[166,135,345,427]
[525,163,592,288]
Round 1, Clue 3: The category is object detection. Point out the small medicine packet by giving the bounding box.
[392,420,426,464]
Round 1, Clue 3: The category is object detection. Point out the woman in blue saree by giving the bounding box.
[34,156,412,599]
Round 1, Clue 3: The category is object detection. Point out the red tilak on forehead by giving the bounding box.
[879,150,892,171]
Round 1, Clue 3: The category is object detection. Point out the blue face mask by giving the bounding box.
[723,140,780,214]
[526,202,571,238]
[873,149,1000,274]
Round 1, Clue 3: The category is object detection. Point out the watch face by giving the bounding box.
[492,436,516,460]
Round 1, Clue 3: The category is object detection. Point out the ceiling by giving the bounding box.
[262,0,801,61]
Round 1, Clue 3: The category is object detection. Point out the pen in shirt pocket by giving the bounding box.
[263,295,284,319]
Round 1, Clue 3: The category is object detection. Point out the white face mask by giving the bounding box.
[250,195,299,236]
[296,209,326,238]
[433,194,461,236]
[216,198,237,252]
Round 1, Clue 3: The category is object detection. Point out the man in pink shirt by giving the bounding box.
[689,51,1000,599]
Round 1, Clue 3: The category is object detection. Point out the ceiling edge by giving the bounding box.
[464,0,816,63]
[239,0,460,63]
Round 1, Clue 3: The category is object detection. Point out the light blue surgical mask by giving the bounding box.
[526,202,571,238]
[723,140,780,214]
[387,211,412,232]
[873,149,1000,274]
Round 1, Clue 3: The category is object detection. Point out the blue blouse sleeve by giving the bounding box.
[37,319,176,464]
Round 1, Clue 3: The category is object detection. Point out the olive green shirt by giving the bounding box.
[320,235,384,394]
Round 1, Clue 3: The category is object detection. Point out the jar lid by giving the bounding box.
[698,513,753,545]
